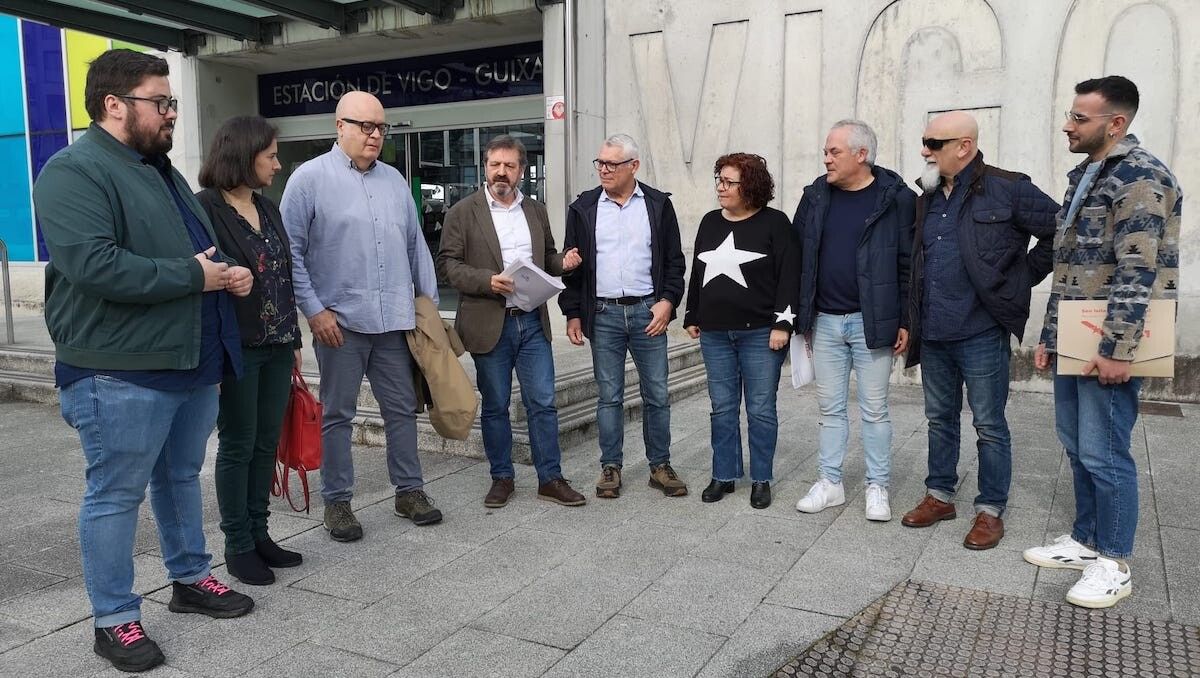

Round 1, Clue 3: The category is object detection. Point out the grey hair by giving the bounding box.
[831,119,877,165]
[603,133,639,161]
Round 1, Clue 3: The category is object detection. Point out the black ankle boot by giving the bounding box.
[255,538,302,568]
[226,550,274,586]
[750,481,772,509]
[701,479,735,503]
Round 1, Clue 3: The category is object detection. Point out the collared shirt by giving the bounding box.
[55,126,238,390]
[595,182,654,298]
[485,185,533,309]
[280,143,439,334]
[921,162,999,341]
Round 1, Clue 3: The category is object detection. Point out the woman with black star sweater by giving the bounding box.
[684,153,800,510]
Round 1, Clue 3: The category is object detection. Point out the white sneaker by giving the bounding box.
[1065,557,1131,608]
[864,483,891,522]
[1023,534,1099,570]
[796,478,845,513]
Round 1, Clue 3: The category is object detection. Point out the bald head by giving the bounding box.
[335,90,383,121]
[335,91,386,171]
[920,110,980,189]
[927,111,978,142]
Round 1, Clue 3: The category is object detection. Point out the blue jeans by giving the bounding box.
[699,327,787,483]
[920,326,1012,516]
[1055,374,1141,558]
[812,312,894,487]
[315,328,424,502]
[60,376,217,628]
[590,296,670,469]
[472,313,563,484]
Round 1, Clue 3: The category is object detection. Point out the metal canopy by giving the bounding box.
[0,0,464,54]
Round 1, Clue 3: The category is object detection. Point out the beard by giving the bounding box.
[920,162,942,194]
[124,111,174,157]
[488,177,513,197]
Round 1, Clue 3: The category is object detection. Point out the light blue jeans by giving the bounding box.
[812,312,895,487]
[60,376,217,628]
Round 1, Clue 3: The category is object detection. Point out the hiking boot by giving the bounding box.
[226,550,274,586]
[484,478,515,508]
[538,478,587,506]
[595,465,622,499]
[255,537,302,568]
[395,489,443,525]
[168,575,254,619]
[323,501,363,542]
[93,621,164,673]
[648,463,688,497]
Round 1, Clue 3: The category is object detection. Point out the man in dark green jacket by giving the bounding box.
[33,49,255,673]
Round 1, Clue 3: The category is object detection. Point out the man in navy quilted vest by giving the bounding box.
[900,111,1059,551]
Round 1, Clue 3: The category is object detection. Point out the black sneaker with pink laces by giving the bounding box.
[94,620,164,672]
[168,574,254,619]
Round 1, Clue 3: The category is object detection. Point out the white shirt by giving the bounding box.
[595,182,654,298]
[486,184,533,307]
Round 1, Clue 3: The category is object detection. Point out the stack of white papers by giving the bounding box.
[790,334,814,388]
[501,258,566,312]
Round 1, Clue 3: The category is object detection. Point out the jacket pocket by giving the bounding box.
[972,207,1012,225]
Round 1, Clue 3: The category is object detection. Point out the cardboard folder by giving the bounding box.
[1056,299,1176,378]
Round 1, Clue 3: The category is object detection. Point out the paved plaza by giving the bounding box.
[1,377,1198,677]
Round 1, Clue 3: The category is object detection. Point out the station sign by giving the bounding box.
[258,41,542,118]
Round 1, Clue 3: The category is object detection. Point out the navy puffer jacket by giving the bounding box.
[791,165,917,350]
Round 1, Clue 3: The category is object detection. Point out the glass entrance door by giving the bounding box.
[269,122,545,313]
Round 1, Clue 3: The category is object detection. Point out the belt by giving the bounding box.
[505,307,530,316]
[600,296,651,306]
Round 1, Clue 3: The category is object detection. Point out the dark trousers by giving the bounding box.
[215,344,294,555]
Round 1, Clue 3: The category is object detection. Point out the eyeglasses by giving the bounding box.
[921,137,965,151]
[714,176,742,189]
[593,158,635,172]
[116,95,178,116]
[340,118,392,136]
[1064,111,1118,124]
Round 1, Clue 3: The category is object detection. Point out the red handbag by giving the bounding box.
[272,366,323,512]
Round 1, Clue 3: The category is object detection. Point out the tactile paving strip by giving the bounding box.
[771,580,1200,678]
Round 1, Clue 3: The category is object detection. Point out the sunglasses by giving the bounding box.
[921,137,965,151]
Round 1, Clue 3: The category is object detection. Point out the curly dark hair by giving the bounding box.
[713,153,774,209]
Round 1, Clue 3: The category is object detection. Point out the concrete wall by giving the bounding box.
[597,0,1200,357]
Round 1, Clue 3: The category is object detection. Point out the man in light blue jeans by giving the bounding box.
[790,120,915,521]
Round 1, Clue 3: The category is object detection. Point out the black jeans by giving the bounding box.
[215,344,294,555]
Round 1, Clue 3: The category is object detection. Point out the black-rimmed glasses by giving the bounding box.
[593,158,635,172]
[116,95,178,116]
[921,137,966,151]
[341,117,392,136]
[714,176,742,189]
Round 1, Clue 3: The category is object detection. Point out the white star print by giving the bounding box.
[697,233,766,288]
[774,305,795,325]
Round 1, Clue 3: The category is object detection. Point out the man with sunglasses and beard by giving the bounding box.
[281,91,443,541]
[438,135,586,508]
[900,111,1059,551]
[34,49,255,672]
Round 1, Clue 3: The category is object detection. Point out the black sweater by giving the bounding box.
[683,207,800,331]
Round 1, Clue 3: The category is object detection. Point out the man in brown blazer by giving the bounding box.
[438,134,586,508]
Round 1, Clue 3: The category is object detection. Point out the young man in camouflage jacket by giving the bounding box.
[1026,76,1182,610]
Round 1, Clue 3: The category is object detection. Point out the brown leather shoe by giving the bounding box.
[483,478,515,508]
[901,495,956,527]
[538,478,587,506]
[963,513,1005,550]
